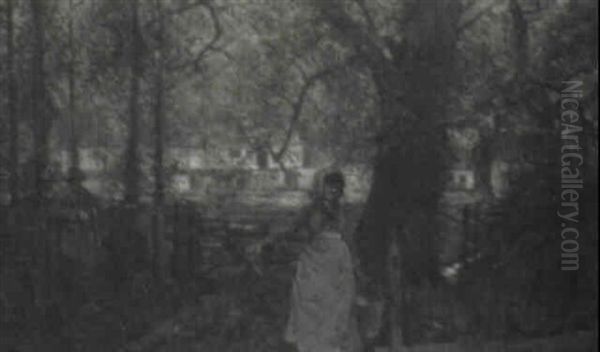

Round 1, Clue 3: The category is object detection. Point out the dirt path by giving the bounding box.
[370,331,595,352]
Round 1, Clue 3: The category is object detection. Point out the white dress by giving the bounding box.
[284,230,360,352]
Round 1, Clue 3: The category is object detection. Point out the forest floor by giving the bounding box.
[2,202,596,352]
[111,260,596,352]
[120,299,595,352]
[5,240,596,352]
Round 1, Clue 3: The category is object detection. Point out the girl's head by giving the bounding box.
[309,169,345,234]
[322,171,345,202]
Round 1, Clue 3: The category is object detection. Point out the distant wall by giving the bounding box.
[169,165,372,206]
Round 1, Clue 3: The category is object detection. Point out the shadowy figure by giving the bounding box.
[248,169,362,352]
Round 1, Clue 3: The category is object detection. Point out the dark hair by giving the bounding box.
[323,171,345,190]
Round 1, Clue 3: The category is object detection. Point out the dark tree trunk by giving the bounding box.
[152,0,168,281]
[6,0,19,204]
[357,0,461,290]
[31,0,49,201]
[124,0,143,204]
[509,0,529,80]
[153,2,165,209]
[68,0,80,185]
[153,78,165,205]
[314,0,462,344]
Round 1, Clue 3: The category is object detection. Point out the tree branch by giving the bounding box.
[191,3,222,69]
[166,0,222,72]
[311,0,390,68]
[457,0,498,34]
[272,65,339,163]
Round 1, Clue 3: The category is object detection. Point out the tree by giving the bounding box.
[311,0,463,292]
[186,1,378,172]
[67,0,80,184]
[151,0,167,280]
[5,0,19,203]
[123,0,144,204]
[30,0,50,201]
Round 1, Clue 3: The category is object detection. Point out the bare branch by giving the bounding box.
[190,3,222,69]
[240,66,335,173]
[166,0,223,71]
[457,1,498,34]
[272,57,358,163]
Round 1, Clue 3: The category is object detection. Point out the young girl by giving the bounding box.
[251,169,362,352]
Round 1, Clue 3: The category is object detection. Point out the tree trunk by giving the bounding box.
[313,0,462,345]
[152,0,168,281]
[68,0,81,184]
[124,0,143,204]
[509,0,529,81]
[31,0,49,201]
[153,1,165,209]
[358,0,460,290]
[7,0,19,204]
